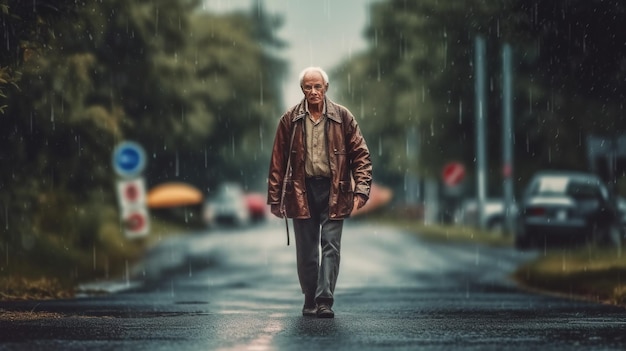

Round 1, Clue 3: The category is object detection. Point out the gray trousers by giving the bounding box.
[293,177,343,307]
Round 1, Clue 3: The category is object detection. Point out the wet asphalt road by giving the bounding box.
[1,219,626,350]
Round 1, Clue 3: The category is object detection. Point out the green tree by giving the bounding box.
[0,0,286,284]
[507,0,626,183]
[0,0,79,112]
[334,0,626,195]
[335,0,508,187]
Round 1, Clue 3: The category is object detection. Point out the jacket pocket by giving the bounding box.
[339,180,352,193]
[283,180,304,217]
[337,180,354,215]
[284,179,294,194]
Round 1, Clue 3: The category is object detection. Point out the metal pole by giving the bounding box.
[474,36,487,230]
[502,43,515,234]
[405,126,419,206]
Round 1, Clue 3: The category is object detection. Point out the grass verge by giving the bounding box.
[513,246,626,306]
[0,214,191,301]
[375,216,626,308]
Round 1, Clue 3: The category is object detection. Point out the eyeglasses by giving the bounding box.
[302,84,325,92]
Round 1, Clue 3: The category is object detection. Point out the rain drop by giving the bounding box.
[175,151,180,177]
[125,260,130,287]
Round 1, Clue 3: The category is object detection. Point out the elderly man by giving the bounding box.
[267,66,372,318]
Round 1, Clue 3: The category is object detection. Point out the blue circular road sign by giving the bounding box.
[112,141,147,177]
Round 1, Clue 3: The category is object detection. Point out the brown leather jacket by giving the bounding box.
[267,98,372,219]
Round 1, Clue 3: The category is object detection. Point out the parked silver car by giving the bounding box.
[203,182,250,227]
[455,198,517,232]
[514,171,621,249]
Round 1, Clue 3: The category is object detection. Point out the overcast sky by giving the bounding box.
[202,0,376,106]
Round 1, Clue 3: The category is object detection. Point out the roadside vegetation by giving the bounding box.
[1,0,284,301]
[513,246,626,306]
[0,208,191,301]
[369,210,626,308]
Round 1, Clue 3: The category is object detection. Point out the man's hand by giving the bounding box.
[353,194,367,211]
[270,204,284,218]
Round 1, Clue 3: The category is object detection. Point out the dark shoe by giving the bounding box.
[302,294,316,316]
[316,304,334,318]
[302,304,317,317]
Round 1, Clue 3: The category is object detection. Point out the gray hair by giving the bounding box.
[298,66,329,86]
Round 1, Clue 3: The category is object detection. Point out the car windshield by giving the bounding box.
[565,182,601,199]
[535,176,569,195]
[215,184,243,200]
[533,176,600,199]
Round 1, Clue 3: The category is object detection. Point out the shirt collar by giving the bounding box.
[305,99,326,116]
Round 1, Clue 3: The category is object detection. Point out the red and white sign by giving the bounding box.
[442,162,466,187]
[502,163,512,178]
[116,178,146,207]
[116,178,149,238]
[120,206,150,238]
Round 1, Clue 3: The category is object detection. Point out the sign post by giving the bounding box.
[441,161,466,224]
[442,161,466,188]
[119,206,150,239]
[112,141,147,178]
[112,141,149,239]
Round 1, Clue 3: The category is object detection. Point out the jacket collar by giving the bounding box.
[293,98,342,123]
